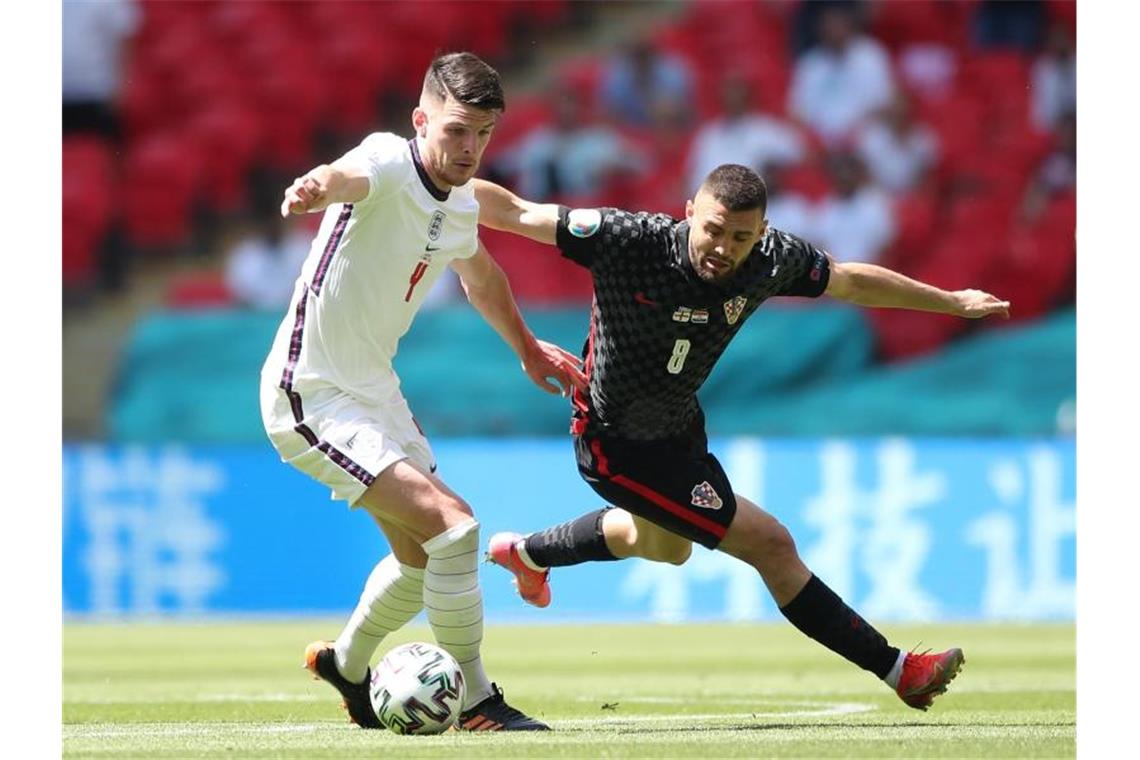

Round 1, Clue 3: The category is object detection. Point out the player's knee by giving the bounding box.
[438,495,474,525]
[760,521,798,561]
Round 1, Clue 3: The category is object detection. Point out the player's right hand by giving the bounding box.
[522,340,588,397]
[281,174,327,217]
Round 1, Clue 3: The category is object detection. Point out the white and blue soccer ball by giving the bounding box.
[369,642,466,735]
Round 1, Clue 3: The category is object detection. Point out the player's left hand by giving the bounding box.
[522,340,588,397]
[952,289,1011,319]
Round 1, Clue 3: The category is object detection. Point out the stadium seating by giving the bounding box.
[63,137,117,289]
[121,132,204,251]
[69,0,1074,372]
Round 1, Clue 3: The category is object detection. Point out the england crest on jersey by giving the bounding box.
[691,481,723,510]
[428,211,446,241]
[723,295,748,325]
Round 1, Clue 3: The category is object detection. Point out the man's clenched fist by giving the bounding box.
[281,174,327,217]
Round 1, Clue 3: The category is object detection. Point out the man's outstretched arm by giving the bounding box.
[825,259,1011,319]
[451,240,587,396]
[473,179,560,244]
[280,158,371,217]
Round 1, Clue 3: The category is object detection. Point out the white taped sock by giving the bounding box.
[334,554,425,683]
[515,538,546,571]
[422,518,493,708]
[883,649,908,689]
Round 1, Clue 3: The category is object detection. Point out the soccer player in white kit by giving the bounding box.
[260,53,582,731]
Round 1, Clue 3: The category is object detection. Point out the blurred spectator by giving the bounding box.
[599,40,695,128]
[788,4,895,144]
[813,152,895,263]
[685,74,806,195]
[896,44,958,103]
[762,162,816,240]
[62,0,139,140]
[224,212,312,311]
[493,90,649,200]
[972,0,1045,52]
[855,93,939,194]
[1031,23,1077,133]
[1021,111,1075,222]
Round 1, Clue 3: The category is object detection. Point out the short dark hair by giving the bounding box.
[700,164,768,212]
[423,52,506,112]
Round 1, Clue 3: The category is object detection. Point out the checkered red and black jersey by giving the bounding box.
[556,206,831,440]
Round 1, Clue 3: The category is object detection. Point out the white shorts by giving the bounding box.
[260,379,436,506]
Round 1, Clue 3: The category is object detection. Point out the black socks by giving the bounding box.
[779,574,900,679]
[522,508,619,568]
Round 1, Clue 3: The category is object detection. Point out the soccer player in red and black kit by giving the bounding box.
[475,164,1011,711]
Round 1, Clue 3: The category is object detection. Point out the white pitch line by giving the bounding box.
[195,692,321,702]
[66,723,328,739]
[558,701,876,727]
[65,702,877,741]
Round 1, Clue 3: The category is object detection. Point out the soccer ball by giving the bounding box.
[369,642,466,735]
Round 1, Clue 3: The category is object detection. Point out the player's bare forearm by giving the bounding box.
[826,261,1011,319]
[454,244,586,396]
[473,179,559,245]
[462,262,536,359]
[280,160,370,217]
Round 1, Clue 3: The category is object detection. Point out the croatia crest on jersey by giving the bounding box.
[723,295,748,325]
[691,481,723,510]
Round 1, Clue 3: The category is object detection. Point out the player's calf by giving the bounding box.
[604,510,693,565]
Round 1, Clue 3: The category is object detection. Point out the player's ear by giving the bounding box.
[412,107,428,138]
[685,199,694,222]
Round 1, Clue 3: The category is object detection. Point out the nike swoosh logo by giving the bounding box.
[425,245,441,252]
[633,292,660,306]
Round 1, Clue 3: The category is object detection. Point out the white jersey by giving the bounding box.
[262,133,479,403]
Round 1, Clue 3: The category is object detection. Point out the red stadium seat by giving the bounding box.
[480,227,593,304]
[186,103,263,216]
[870,221,1003,360]
[252,64,327,173]
[480,97,552,164]
[165,272,236,309]
[63,137,117,288]
[884,192,938,271]
[983,194,1075,321]
[869,0,973,50]
[121,133,204,250]
[781,162,833,203]
[1046,0,1077,35]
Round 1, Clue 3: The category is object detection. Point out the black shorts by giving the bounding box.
[573,427,737,549]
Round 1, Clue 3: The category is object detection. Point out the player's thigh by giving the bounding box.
[356,459,473,545]
[262,384,418,506]
[576,434,735,550]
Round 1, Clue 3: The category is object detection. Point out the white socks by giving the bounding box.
[334,554,424,684]
[421,518,494,708]
[883,649,908,689]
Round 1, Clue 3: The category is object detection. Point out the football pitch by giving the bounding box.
[64,621,1074,758]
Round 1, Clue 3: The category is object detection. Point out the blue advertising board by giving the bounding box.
[63,438,1074,622]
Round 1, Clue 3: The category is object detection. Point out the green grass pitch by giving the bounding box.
[64,621,1074,758]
